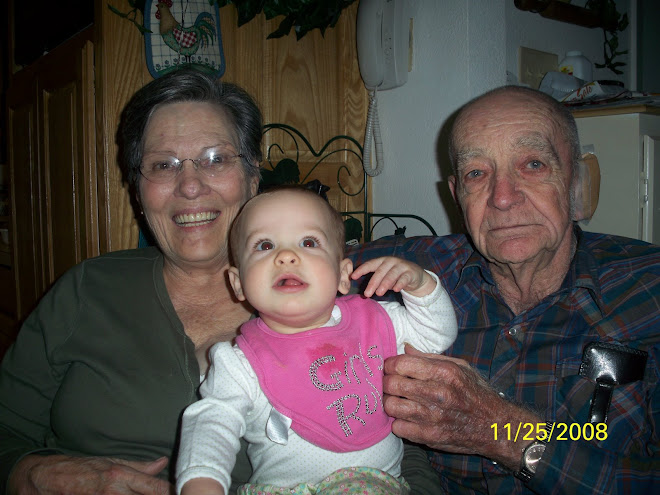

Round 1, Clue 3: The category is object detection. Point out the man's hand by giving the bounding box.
[382,345,542,471]
[8,454,173,495]
[351,256,436,298]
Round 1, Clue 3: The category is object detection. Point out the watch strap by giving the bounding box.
[515,463,535,483]
[514,421,554,483]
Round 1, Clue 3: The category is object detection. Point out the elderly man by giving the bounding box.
[349,86,659,494]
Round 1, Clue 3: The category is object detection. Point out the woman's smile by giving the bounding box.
[173,211,220,227]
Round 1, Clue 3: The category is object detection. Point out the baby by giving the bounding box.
[176,187,457,495]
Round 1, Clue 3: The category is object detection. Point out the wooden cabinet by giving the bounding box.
[0,209,15,357]
[575,109,660,243]
[2,0,366,352]
[7,28,97,323]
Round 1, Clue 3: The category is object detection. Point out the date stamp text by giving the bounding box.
[490,422,608,442]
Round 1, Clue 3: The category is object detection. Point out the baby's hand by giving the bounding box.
[351,256,436,298]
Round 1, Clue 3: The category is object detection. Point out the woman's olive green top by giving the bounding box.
[0,247,252,490]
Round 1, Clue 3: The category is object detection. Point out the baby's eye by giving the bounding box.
[300,237,318,248]
[256,240,274,251]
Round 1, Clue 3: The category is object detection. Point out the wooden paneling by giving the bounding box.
[0,308,17,360]
[219,3,368,217]
[0,267,15,319]
[7,73,41,320]
[95,0,152,254]
[37,32,97,294]
[220,3,366,141]
[97,1,368,252]
[7,28,96,321]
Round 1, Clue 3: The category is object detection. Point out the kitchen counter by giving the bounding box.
[572,104,660,118]
[569,96,660,118]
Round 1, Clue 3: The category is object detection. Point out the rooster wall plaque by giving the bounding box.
[144,0,225,79]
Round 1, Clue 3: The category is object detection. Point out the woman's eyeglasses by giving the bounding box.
[140,148,244,183]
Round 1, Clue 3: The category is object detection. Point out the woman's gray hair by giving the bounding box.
[117,68,263,191]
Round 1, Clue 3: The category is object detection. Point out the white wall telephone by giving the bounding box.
[356,0,409,176]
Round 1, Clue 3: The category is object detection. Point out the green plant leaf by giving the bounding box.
[344,217,363,243]
[112,0,355,41]
[267,16,296,39]
[108,4,129,17]
[129,0,147,11]
[224,0,355,39]
[584,0,628,75]
[259,158,301,187]
[107,3,152,33]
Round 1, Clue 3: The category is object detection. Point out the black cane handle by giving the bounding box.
[579,342,647,424]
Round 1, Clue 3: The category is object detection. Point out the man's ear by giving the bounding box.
[228,266,246,301]
[337,258,354,295]
[571,153,600,222]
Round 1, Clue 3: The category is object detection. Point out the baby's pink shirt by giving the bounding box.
[236,295,397,452]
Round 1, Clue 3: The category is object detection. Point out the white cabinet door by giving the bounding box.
[575,112,660,243]
[643,134,660,244]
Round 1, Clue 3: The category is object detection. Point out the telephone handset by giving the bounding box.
[356,0,409,176]
[357,0,408,90]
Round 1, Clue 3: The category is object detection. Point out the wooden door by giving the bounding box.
[7,71,41,321]
[7,28,97,321]
[36,30,98,286]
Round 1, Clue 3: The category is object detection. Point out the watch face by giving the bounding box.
[524,443,546,473]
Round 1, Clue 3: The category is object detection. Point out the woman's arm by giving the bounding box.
[0,265,174,495]
[0,275,76,492]
[399,442,444,494]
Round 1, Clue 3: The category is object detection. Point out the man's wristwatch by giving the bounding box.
[514,421,554,483]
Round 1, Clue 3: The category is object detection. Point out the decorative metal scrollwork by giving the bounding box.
[261,123,436,242]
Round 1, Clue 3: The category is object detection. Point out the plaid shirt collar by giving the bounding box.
[453,225,607,317]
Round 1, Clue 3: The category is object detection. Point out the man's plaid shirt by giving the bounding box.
[348,227,659,494]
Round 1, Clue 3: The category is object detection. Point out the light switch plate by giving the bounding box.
[518,47,558,89]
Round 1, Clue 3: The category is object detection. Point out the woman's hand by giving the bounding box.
[382,345,541,471]
[8,454,173,495]
[351,256,435,298]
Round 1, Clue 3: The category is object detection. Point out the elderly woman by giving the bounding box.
[0,69,260,494]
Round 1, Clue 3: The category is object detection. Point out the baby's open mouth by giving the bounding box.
[276,276,304,287]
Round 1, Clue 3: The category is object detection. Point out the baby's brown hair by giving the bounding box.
[230,186,346,267]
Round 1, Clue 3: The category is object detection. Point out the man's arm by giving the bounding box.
[532,429,660,494]
[383,346,660,495]
[383,349,540,470]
